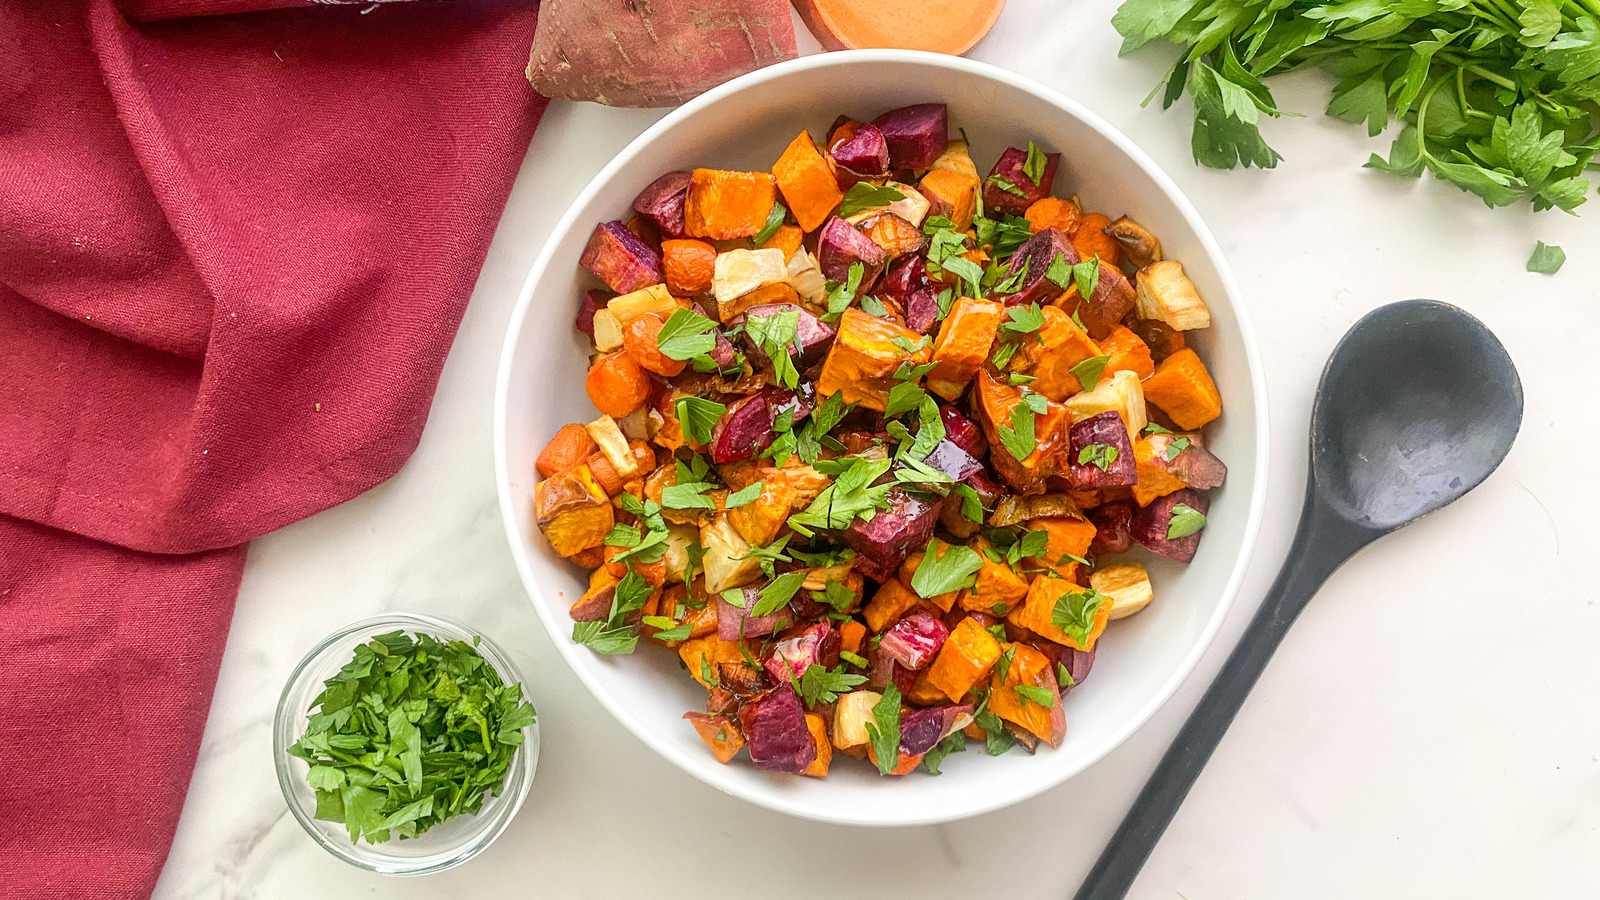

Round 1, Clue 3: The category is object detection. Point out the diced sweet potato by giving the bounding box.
[1135,260,1210,330]
[1062,261,1136,340]
[1099,324,1156,380]
[1010,305,1103,402]
[974,370,1070,494]
[1025,196,1081,235]
[534,464,614,557]
[925,617,1003,702]
[872,103,948,170]
[845,487,939,582]
[581,220,662,294]
[863,578,926,633]
[773,131,843,232]
[685,169,778,240]
[1092,561,1154,620]
[684,712,746,764]
[1067,411,1137,489]
[632,171,693,237]
[957,536,1029,615]
[860,212,927,259]
[816,308,930,411]
[570,567,621,622]
[802,713,833,776]
[759,224,804,260]
[717,585,789,640]
[1023,515,1097,576]
[1072,212,1122,268]
[1131,488,1210,563]
[1002,228,1076,308]
[1087,500,1135,554]
[679,635,749,688]
[1142,348,1223,430]
[1007,575,1111,652]
[728,476,797,547]
[1065,369,1148,438]
[917,168,979,231]
[1131,435,1187,507]
[988,642,1065,747]
[816,217,888,290]
[536,423,598,478]
[983,146,1059,217]
[927,297,1000,400]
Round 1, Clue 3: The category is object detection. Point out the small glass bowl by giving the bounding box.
[273,613,539,876]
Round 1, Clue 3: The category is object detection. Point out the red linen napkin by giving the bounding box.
[0,2,545,897]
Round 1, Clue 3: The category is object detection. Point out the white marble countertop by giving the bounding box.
[155,2,1600,897]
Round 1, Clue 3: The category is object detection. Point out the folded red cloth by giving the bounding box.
[0,2,545,896]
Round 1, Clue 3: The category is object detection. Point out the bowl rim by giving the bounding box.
[272,612,540,874]
[494,49,1270,827]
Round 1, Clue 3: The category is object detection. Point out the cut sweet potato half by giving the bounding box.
[793,0,1006,56]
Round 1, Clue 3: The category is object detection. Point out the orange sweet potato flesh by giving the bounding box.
[1142,347,1223,430]
[685,169,778,240]
[839,619,868,657]
[526,0,797,108]
[794,0,1005,55]
[1011,306,1104,401]
[1072,212,1122,268]
[774,131,843,232]
[684,712,746,764]
[759,224,805,260]
[927,297,1000,400]
[975,370,1070,494]
[926,617,1003,702]
[1007,575,1111,652]
[988,642,1066,748]
[1024,516,1096,576]
[863,578,926,633]
[802,713,834,776]
[816,308,931,412]
[1099,324,1156,380]
[536,423,598,478]
[957,536,1029,615]
[918,168,979,231]
[1132,436,1188,506]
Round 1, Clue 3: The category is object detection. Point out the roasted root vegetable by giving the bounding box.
[1135,260,1211,331]
[539,105,1232,779]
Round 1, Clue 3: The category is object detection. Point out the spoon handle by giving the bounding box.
[1073,501,1369,900]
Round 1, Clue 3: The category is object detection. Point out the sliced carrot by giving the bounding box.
[773,131,843,232]
[536,423,598,478]
[620,314,686,377]
[584,351,651,418]
[661,239,717,296]
[1142,347,1223,430]
[793,0,1005,55]
[1025,196,1081,235]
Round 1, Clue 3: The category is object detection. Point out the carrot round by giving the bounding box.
[793,0,1006,55]
[536,423,598,478]
[585,351,651,418]
[622,314,685,377]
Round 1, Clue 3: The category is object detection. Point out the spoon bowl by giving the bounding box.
[1314,300,1524,531]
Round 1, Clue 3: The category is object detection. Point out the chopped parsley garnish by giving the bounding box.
[910,539,986,597]
[796,664,867,706]
[1166,503,1207,540]
[864,684,903,775]
[1071,354,1110,391]
[655,308,720,361]
[838,182,907,217]
[1078,442,1120,471]
[673,397,725,446]
[1050,585,1106,647]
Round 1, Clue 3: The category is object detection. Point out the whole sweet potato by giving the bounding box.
[526,0,797,108]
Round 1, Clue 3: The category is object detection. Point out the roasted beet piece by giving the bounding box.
[816,217,888,290]
[1067,411,1137,488]
[580,220,662,295]
[880,256,941,334]
[1131,488,1211,562]
[1087,500,1135,555]
[939,405,988,458]
[844,487,939,582]
[763,622,841,684]
[632,171,692,238]
[717,584,792,640]
[922,439,983,482]
[871,104,949,171]
[899,707,947,757]
[741,303,837,367]
[1166,440,1228,490]
[706,685,740,716]
[1067,262,1137,340]
[983,146,1060,216]
[867,645,918,694]
[575,288,610,338]
[830,122,890,178]
[738,686,817,774]
[879,610,950,670]
[709,393,772,464]
[1003,228,1077,308]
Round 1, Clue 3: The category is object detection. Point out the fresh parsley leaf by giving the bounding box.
[1014,684,1056,709]
[725,480,764,509]
[996,401,1037,461]
[1044,252,1073,289]
[1056,661,1076,687]
[752,201,788,247]
[1144,421,1173,435]
[604,523,641,548]
[1022,141,1048,184]
[1071,354,1111,390]
[738,535,792,579]
[1071,257,1101,304]
[910,539,986,596]
[1007,373,1036,386]
[656,308,720,361]
[641,616,693,641]
[923,732,966,775]
[822,262,866,323]
[661,480,716,510]
[972,691,1014,756]
[940,255,986,299]
[952,483,985,523]
[865,685,903,775]
[746,308,801,389]
[674,397,725,446]
[989,339,1019,370]
[1050,585,1105,647]
[1528,241,1566,273]
[1163,436,1192,461]
[988,174,1028,198]
[1002,303,1045,336]
[751,570,808,616]
[1078,442,1121,471]
[700,656,719,686]
[788,456,896,533]
[796,664,868,706]
[815,580,857,614]
[839,182,907,217]
[884,380,927,418]
[1166,502,1207,539]
[1019,388,1048,414]
[859,295,890,317]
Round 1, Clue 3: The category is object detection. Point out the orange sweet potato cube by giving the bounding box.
[1024,516,1097,576]
[1131,436,1187,506]
[974,370,1071,494]
[1099,324,1156,380]
[1012,306,1104,402]
[773,131,843,233]
[533,464,614,557]
[802,713,833,777]
[685,169,778,240]
[684,712,745,764]
[927,297,1001,400]
[1006,575,1111,652]
[863,578,927,633]
[1142,347,1222,430]
[758,223,805,259]
[988,642,1066,748]
[918,168,979,231]
[816,308,931,412]
[957,536,1031,615]
[925,617,1004,702]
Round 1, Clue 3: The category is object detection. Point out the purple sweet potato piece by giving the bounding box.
[717,585,790,641]
[843,488,939,582]
[1087,501,1135,555]
[738,685,816,774]
[922,439,983,482]
[983,146,1060,217]
[879,610,950,671]
[1069,262,1136,340]
[709,393,772,464]
[742,303,836,367]
[580,220,662,294]
[879,256,941,334]
[568,583,615,622]
[830,122,889,178]
[710,331,737,368]
[1170,441,1228,491]
[1003,228,1077,308]
[575,288,609,338]
[871,103,948,171]
[1063,646,1094,688]
[1131,488,1210,563]
[899,707,947,757]
[938,405,986,458]
[631,171,692,238]
[763,622,840,685]
[1068,411,1137,489]
[816,217,888,291]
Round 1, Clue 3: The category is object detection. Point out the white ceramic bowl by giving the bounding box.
[495,51,1268,826]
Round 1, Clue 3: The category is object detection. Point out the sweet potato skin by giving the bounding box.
[526,0,797,108]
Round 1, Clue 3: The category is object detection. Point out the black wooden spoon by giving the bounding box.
[1074,299,1523,899]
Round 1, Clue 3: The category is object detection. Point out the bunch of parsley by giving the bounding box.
[1113,0,1600,213]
